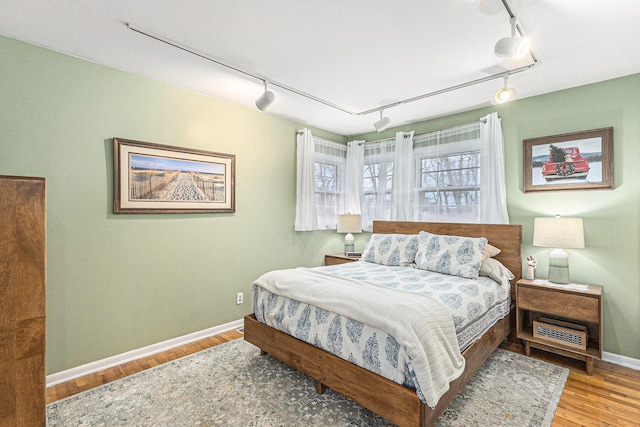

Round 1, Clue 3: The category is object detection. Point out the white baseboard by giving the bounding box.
[46,318,244,387]
[603,351,640,371]
[47,318,639,388]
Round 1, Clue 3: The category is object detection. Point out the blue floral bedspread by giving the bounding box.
[253,260,510,400]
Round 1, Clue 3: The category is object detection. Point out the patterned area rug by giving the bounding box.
[47,339,568,426]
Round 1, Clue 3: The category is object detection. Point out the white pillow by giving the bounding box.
[414,231,487,279]
[482,243,501,260]
[479,257,515,283]
[361,234,419,266]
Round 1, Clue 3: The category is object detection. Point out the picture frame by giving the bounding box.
[113,138,235,214]
[523,127,613,193]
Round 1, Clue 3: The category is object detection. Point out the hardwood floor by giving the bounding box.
[45,329,243,404]
[500,341,640,427]
[47,330,640,426]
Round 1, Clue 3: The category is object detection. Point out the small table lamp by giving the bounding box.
[533,215,585,284]
[337,214,362,254]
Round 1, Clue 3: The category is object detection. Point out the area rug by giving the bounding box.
[47,339,568,426]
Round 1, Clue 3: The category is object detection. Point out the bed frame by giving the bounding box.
[244,221,522,427]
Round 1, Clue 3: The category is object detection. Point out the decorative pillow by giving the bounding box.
[482,243,501,260]
[361,234,419,266]
[479,257,515,284]
[414,231,487,279]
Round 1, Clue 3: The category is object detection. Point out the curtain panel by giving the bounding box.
[344,140,364,215]
[294,129,318,231]
[391,131,415,221]
[479,112,510,224]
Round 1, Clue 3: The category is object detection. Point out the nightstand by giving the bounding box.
[324,253,360,266]
[515,278,603,375]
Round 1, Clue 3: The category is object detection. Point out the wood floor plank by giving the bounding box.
[46,328,639,427]
[558,390,639,427]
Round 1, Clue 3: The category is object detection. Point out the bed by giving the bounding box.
[244,221,522,427]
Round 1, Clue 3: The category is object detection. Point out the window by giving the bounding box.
[362,140,395,230]
[413,124,481,223]
[296,118,505,232]
[416,150,480,222]
[358,123,481,229]
[313,139,346,229]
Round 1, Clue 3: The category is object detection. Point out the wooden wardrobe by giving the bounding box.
[0,175,46,427]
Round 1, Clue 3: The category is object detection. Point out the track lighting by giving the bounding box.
[129,23,539,122]
[373,110,391,132]
[494,75,516,104]
[255,80,275,111]
[494,17,531,59]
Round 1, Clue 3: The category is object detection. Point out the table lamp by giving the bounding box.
[337,214,362,254]
[533,215,584,284]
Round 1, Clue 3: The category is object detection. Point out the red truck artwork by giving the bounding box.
[541,145,590,181]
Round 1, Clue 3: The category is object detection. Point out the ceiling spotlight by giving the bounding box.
[373,110,391,132]
[255,80,275,111]
[494,17,531,59]
[494,75,516,104]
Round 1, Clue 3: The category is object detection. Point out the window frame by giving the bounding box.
[313,141,347,230]
[413,138,481,223]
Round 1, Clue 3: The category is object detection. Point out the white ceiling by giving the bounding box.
[1,0,639,136]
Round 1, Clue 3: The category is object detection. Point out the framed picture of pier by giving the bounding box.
[523,127,614,193]
[113,138,235,214]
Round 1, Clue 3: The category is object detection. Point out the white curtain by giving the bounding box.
[479,112,510,224]
[391,131,414,221]
[294,129,318,231]
[344,140,364,215]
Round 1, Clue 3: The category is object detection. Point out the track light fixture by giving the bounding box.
[494,75,516,104]
[373,110,391,132]
[255,80,275,111]
[128,23,539,123]
[494,17,531,59]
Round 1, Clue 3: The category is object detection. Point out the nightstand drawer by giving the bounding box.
[325,254,360,266]
[517,286,599,323]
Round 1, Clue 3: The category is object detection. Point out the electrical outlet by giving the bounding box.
[236,292,244,305]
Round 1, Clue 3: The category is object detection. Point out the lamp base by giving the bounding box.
[548,248,570,284]
[344,232,354,255]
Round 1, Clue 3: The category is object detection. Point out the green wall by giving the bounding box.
[0,36,346,374]
[356,74,640,360]
[2,35,638,373]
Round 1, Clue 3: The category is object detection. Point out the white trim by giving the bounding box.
[46,318,244,387]
[46,317,639,388]
[602,351,640,371]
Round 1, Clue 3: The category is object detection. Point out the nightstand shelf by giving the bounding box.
[324,253,360,266]
[516,278,603,375]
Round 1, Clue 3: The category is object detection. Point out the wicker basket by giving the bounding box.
[533,316,588,350]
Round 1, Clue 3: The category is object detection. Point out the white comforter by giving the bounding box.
[251,267,465,409]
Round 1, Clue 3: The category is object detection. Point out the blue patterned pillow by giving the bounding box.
[361,234,419,266]
[414,231,487,279]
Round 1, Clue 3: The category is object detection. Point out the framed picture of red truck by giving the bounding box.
[523,127,613,193]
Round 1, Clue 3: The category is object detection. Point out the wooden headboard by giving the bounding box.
[372,221,523,286]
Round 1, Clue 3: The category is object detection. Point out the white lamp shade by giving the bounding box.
[534,216,584,284]
[337,214,362,233]
[533,217,585,249]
